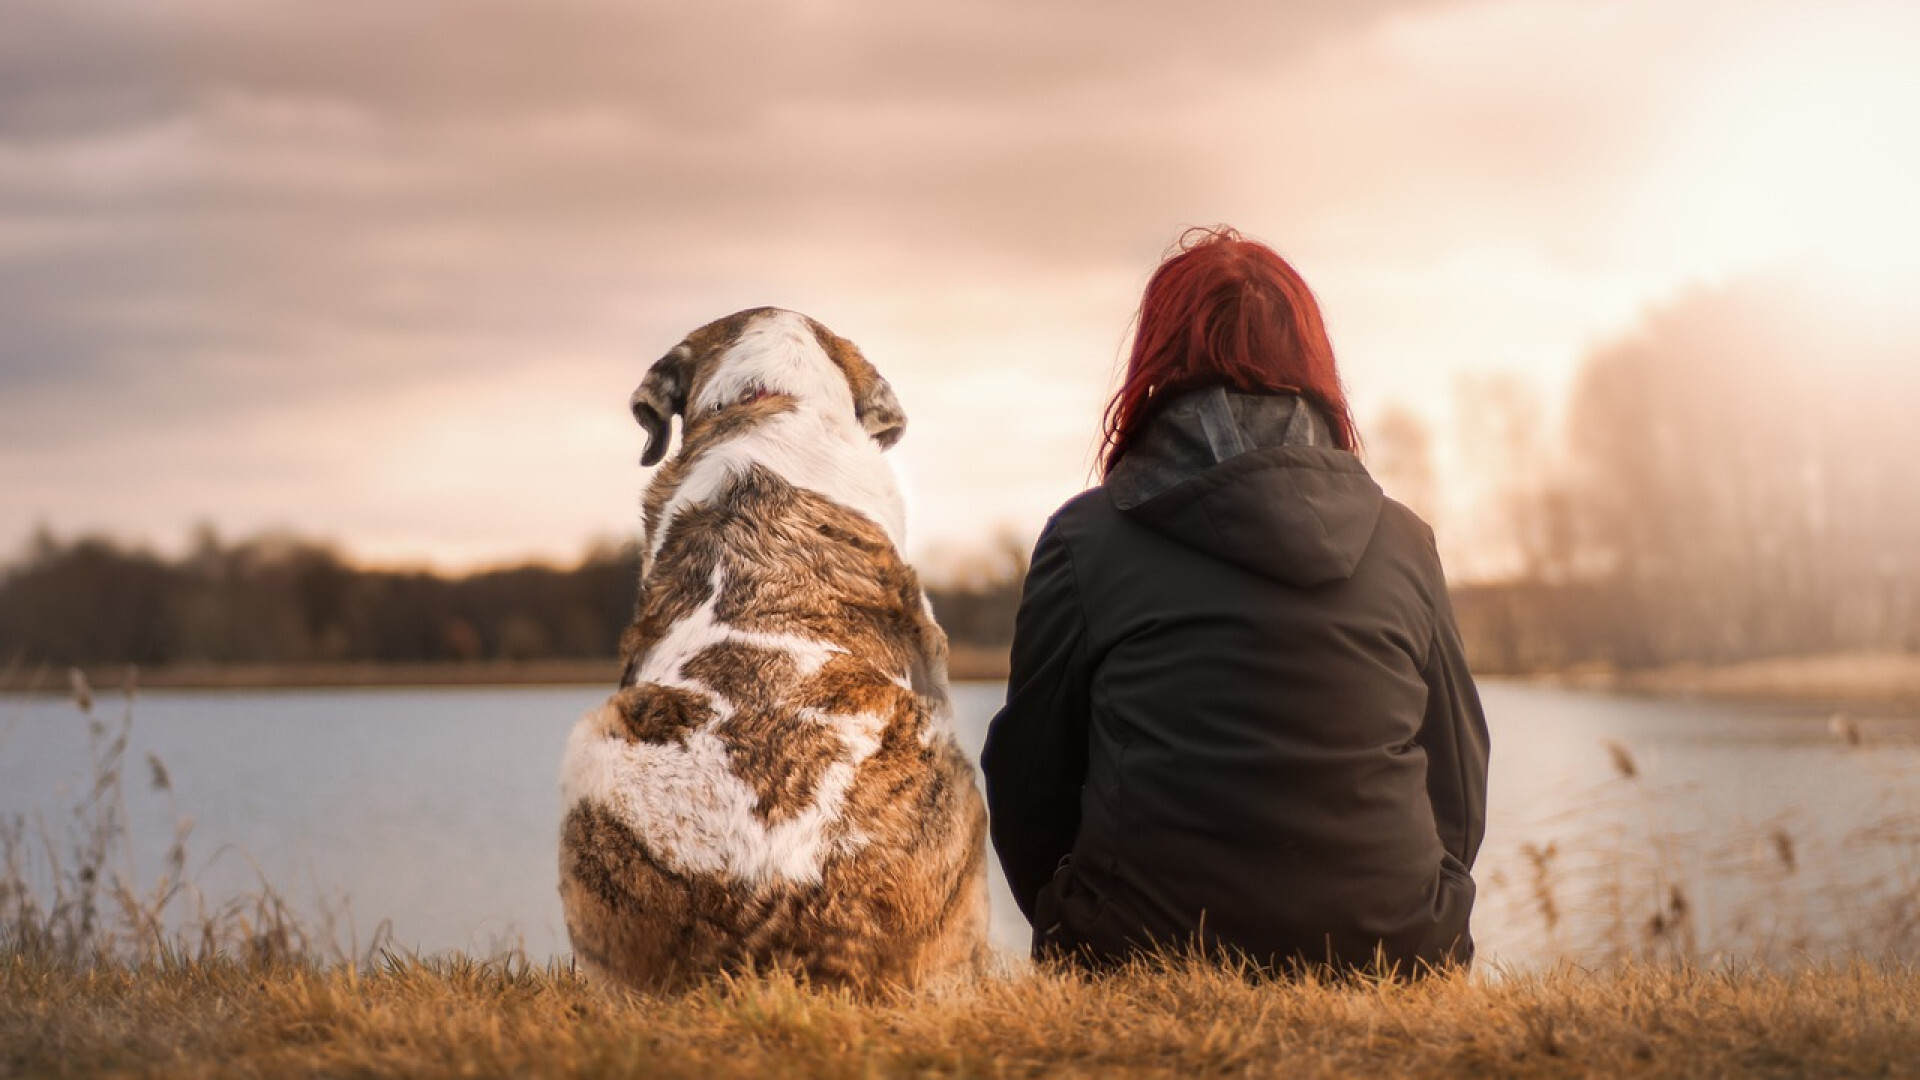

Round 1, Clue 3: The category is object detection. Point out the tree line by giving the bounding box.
[1437,271,1920,672]
[0,526,1023,672]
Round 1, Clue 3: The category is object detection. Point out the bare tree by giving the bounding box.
[1565,272,1920,665]
[1367,403,1440,527]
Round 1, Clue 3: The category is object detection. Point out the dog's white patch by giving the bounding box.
[560,566,892,885]
[650,312,907,560]
[691,311,855,419]
[637,564,845,691]
[561,712,878,885]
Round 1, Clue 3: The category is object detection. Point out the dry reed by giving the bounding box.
[0,670,386,969]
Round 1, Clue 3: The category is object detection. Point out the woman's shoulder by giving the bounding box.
[1376,496,1439,552]
[1039,486,1130,545]
[1371,497,1455,609]
[1053,486,1113,521]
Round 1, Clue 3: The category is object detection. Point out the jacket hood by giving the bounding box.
[1106,387,1384,586]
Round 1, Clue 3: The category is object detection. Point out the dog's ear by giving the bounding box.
[810,322,906,450]
[631,343,694,467]
[857,373,906,450]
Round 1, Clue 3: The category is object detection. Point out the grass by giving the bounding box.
[10,670,1920,1078]
[7,950,1920,1079]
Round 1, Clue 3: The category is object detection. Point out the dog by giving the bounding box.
[558,307,989,993]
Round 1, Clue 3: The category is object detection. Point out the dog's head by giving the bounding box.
[631,308,905,467]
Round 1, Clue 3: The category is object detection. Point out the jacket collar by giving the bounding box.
[1109,386,1331,512]
[1105,386,1384,587]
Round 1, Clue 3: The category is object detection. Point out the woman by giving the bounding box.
[981,227,1489,976]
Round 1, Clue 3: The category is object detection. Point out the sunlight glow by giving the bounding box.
[1662,5,1920,278]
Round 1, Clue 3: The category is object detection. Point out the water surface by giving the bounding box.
[5,680,1918,966]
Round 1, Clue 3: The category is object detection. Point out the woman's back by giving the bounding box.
[983,388,1483,972]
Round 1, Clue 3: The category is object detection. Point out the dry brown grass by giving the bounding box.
[6,950,1920,1079]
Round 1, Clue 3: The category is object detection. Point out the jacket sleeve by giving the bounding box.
[980,518,1094,924]
[1417,583,1491,870]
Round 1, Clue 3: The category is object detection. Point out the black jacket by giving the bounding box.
[981,387,1489,973]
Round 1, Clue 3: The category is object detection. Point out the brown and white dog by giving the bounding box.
[559,307,988,994]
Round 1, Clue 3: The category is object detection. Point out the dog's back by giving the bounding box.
[559,309,987,992]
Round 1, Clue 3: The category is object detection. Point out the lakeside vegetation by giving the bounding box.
[4,516,1919,704]
[0,645,1016,694]
[0,527,1024,691]
[12,949,1920,1080]
[1372,274,1920,679]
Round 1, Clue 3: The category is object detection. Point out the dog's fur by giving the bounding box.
[558,307,989,993]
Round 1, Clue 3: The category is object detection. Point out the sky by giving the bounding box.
[3,0,1917,576]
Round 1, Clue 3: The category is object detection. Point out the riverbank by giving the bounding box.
[4,950,1916,1079]
[0,645,1014,694]
[8,650,1916,711]
[1539,651,1920,714]
[0,659,622,693]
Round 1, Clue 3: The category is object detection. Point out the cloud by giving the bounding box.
[3,0,1915,568]
[2,0,1463,557]
[0,1,1456,129]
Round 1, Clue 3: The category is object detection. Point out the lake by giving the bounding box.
[5,680,1920,968]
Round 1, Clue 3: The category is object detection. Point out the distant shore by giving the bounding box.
[0,645,1016,694]
[1524,650,1920,714]
[9,650,1918,711]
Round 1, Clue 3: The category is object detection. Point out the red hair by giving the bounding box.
[1101,227,1358,475]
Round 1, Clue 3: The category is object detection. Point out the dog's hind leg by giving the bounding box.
[559,802,704,993]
